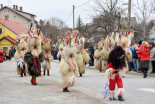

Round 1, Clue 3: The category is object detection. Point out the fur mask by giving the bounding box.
[29,38,42,57]
[17,41,29,59]
[63,46,76,59]
[42,43,51,54]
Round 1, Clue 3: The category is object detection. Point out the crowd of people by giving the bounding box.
[128,40,155,78]
[0,46,16,62]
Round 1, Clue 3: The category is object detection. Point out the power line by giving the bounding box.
[64,11,73,22]
[75,0,91,9]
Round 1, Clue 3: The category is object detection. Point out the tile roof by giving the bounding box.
[152,20,155,24]
[0,19,29,35]
[0,35,17,44]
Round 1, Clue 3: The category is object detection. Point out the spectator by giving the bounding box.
[137,41,143,72]
[149,41,155,73]
[6,49,9,60]
[128,45,134,71]
[132,44,138,71]
[136,42,150,78]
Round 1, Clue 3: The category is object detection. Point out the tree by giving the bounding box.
[133,0,155,38]
[76,16,84,32]
[92,0,121,35]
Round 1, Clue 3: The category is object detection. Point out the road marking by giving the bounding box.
[139,88,155,93]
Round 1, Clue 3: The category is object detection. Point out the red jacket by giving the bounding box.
[136,48,150,61]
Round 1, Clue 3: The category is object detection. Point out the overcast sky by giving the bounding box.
[1,0,132,28]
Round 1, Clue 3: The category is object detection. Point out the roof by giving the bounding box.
[0,6,36,21]
[0,19,29,35]
[152,20,155,24]
[0,35,17,44]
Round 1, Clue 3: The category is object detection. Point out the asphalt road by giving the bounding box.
[51,61,155,104]
[0,60,155,104]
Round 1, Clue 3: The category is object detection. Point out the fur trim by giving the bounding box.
[109,90,115,99]
[105,68,115,80]
[118,68,126,78]
[116,88,125,97]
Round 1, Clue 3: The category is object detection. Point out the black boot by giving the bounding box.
[24,73,26,76]
[80,73,82,77]
[43,70,45,76]
[63,88,70,92]
[118,96,124,101]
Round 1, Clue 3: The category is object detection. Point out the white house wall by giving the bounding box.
[149,25,155,39]
[0,8,34,29]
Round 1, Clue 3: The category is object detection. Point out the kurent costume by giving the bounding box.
[94,40,104,72]
[105,46,126,101]
[59,46,78,92]
[120,36,132,76]
[24,38,44,85]
[14,41,28,77]
[75,37,90,77]
[42,43,53,76]
[57,43,64,62]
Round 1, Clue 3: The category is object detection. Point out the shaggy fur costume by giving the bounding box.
[24,38,45,85]
[120,36,132,75]
[14,41,28,77]
[105,46,126,101]
[59,46,78,91]
[94,41,103,71]
[75,38,90,76]
[57,44,64,62]
[42,43,53,75]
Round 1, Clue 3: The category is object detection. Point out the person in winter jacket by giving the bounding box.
[136,42,150,78]
[132,44,138,71]
[149,41,155,73]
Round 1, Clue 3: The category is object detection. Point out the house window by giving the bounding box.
[2,47,8,51]
[0,28,2,34]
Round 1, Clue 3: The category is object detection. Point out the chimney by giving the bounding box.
[13,5,15,9]
[19,6,23,11]
[15,5,18,10]
[1,4,3,9]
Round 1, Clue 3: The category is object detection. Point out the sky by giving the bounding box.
[0,0,97,28]
[0,0,132,28]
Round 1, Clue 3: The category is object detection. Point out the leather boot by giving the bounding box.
[118,96,125,101]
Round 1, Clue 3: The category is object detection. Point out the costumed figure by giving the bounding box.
[120,36,132,76]
[24,36,45,85]
[57,42,64,62]
[59,45,78,92]
[14,41,28,77]
[94,40,104,72]
[101,35,116,72]
[105,46,126,101]
[78,37,90,76]
[42,43,53,76]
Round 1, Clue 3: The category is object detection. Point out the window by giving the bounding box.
[0,28,2,34]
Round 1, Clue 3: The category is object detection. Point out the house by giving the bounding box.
[0,4,36,30]
[148,20,155,39]
[0,19,28,51]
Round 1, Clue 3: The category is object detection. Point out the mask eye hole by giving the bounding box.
[34,45,37,49]
[22,48,25,51]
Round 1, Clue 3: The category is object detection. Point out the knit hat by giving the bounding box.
[143,42,148,48]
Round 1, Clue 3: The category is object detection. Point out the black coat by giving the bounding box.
[24,51,45,77]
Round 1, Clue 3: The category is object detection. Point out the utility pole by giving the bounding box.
[73,5,75,30]
[127,0,131,32]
